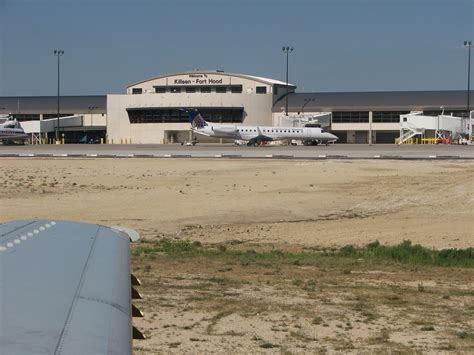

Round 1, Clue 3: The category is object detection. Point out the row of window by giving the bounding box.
[131,85,269,95]
[8,114,74,122]
[372,111,409,123]
[128,108,243,124]
[238,128,304,134]
[332,111,369,123]
[423,110,469,117]
[332,111,418,123]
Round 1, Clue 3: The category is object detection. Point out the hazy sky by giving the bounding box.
[0,0,472,96]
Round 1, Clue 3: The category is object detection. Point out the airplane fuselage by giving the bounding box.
[193,124,338,144]
[0,128,29,143]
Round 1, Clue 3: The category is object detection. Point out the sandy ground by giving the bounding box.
[1,158,473,353]
[1,158,473,249]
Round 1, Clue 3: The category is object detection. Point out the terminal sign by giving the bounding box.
[173,75,224,85]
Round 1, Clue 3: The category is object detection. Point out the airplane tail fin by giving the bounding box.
[186,109,208,129]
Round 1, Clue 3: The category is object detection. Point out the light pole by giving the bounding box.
[301,98,315,114]
[282,46,293,116]
[464,41,472,116]
[54,49,64,143]
[88,106,98,126]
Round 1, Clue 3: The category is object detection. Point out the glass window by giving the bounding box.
[154,87,166,93]
[372,111,409,123]
[256,86,267,94]
[231,85,242,93]
[170,87,181,93]
[13,114,41,121]
[423,110,468,117]
[215,86,227,93]
[332,111,369,123]
[185,87,196,93]
[132,88,142,94]
[127,108,244,124]
[200,87,211,93]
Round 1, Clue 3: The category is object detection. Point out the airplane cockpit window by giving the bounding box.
[321,129,325,133]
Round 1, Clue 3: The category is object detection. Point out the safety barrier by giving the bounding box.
[396,137,439,145]
[31,138,113,144]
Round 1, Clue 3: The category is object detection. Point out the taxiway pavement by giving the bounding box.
[0,144,473,160]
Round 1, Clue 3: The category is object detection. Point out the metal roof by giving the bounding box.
[127,70,296,88]
[272,91,474,112]
[0,96,107,114]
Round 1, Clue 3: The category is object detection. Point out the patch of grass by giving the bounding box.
[420,325,435,331]
[352,301,378,322]
[290,330,316,342]
[207,276,235,286]
[260,342,279,349]
[206,310,233,335]
[132,239,474,268]
[457,331,474,340]
[292,279,303,287]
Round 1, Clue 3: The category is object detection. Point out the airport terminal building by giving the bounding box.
[108,71,295,143]
[0,70,472,144]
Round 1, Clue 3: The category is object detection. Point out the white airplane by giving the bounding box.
[0,115,29,145]
[185,109,338,146]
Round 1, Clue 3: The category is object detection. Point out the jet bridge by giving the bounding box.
[279,112,332,128]
[398,112,469,144]
[19,115,106,144]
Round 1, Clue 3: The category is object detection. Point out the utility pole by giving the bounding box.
[54,50,64,143]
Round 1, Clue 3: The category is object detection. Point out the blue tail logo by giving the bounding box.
[187,109,208,129]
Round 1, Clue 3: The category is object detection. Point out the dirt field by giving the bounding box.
[1,158,473,353]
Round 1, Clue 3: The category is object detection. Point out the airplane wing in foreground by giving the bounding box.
[0,219,143,355]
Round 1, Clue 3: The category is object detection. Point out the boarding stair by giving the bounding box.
[398,122,425,144]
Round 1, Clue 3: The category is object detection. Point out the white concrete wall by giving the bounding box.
[332,123,400,131]
[82,113,106,127]
[107,92,273,144]
[107,73,276,144]
[128,72,276,95]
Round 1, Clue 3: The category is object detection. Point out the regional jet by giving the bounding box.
[0,219,145,354]
[0,116,29,144]
[185,109,338,146]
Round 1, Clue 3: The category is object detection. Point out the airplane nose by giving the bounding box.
[330,133,338,140]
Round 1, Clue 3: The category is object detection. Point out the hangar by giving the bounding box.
[0,70,472,144]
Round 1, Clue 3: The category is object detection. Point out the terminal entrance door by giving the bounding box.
[355,131,368,144]
[164,130,191,144]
